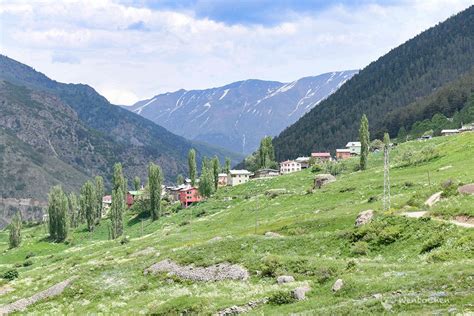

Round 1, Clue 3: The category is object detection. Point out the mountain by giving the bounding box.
[0,55,244,200]
[272,5,474,160]
[124,71,357,154]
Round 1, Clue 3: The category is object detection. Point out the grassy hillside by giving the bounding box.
[1,133,473,314]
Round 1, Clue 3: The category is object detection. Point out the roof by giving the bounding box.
[102,195,112,203]
[280,160,299,164]
[346,142,361,147]
[336,149,351,153]
[218,173,228,177]
[441,129,459,133]
[229,169,252,175]
[295,156,310,162]
[256,168,279,173]
[179,186,198,192]
[311,152,331,157]
[128,190,144,196]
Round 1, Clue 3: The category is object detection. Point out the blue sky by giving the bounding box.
[0,0,472,104]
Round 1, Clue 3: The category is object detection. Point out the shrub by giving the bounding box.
[323,161,345,176]
[261,255,282,278]
[268,291,297,305]
[311,164,322,173]
[138,283,149,292]
[25,252,35,259]
[421,235,444,254]
[120,236,130,245]
[346,260,357,271]
[351,241,369,255]
[2,269,19,281]
[396,145,440,167]
[377,226,402,245]
[441,179,458,198]
[22,259,33,267]
[315,266,336,284]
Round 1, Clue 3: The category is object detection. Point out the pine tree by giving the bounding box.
[198,159,214,198]
[133,176,141,191]
[224,157,231,173]
[176,174,184,185]
[188,149,197,186]
[359,114,370,170]
[110,187,124,239]
[68,192,80,228]
[80,181,96,232]
[47,185,69,242]
[95,176,104,222]
[148,162,163,221]
[212,156,220,190]
[9,212,22,248]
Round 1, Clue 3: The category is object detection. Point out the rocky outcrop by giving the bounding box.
[332,279,344,292]
[355,210,374,227]
[292,285,311,300]
[313,174,336,189]
[277,275,295,284]
[458,184,474,195]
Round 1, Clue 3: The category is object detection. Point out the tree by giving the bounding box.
[359,114,370,170]
[176,174,184,185]
[397,126,408,143]
[198,159,214,198]
[80,181,96,232]
[188,149,197,186]
[212,156,220,190]
[95,176,104,222]
[110,187,125,239]
[112,163,125,194]
[68,192,80,228]
[9,212,22,248]
[224,157,231,173]
[258,136,275,169]
[133,176,141,191]
[47,185,69,242]
[148,162,163,221]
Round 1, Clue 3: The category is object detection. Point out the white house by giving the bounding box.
[346,142,361,155]
[295,157,311,168]
[228,170,252,186]
[280,160,301,174]
[441,129,460,136]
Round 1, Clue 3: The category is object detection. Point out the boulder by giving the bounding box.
[264,232,282,238]
[276,275,295,284]
[332,279,344,292]
[313,174,336,189]
[292,285,311,300]
[458,184,474,195]
[355,210,374,227]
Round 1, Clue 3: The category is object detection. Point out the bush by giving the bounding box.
[377,226,402,245]
[346,260,357,271]
[351,241,369,255]
[120,236,130,245]
[421,235,443,253]
[315,266,336,284]
[2,269,19,281]
[22,259,33,267]
[268,291,297,305]
[441,179,458,198]
[396,145,440,167]
[25,252,35,259]
[311,164,322,173]
[260,255,282,278]
[323,161,345,176]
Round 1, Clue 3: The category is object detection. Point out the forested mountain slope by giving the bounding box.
[273,5,474,159]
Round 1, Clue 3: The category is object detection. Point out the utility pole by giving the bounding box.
[383,134,391,211]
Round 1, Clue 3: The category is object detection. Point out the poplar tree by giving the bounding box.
[133,176,141,191]
[148,162,163,221]
[212,156,220,190]
[110,186,124,239]
[176,174,184,185]
[95,176,104,222]
[258,136,276,168]
[47,185,69,242]
[224,157,231,173]
[199,159,214,198]
[9,212,22,248]
[68,192,80,228]
[359,114,370,170]
[188,149,197,186]
[80,181,96,232]
[113,163,125,194]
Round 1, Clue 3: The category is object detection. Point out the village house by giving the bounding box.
[178,186,202,208]
[253,168,280,179]
[441,129,460,136]
[459,123,474,133]
[311,152,332,162]
[218,173,228,187]
[336,149,351,160]
[166,184,189,202]
[228,170,252,186]
[280,160,301,174]
[102,195,112,215]
[295,157,311,169]
[346,142,361,155]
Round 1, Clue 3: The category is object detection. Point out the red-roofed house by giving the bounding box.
[311,152,332,162]
[336,149,351,160]
[179,187,203,208]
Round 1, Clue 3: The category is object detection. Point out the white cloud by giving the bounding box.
[0,0,472,104]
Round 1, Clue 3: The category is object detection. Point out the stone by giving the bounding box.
[276,275,295,284]
[355,210,374,227]
[372,293,382,299]
[313,174,336,189]
[292,285,311,300]
[332,279,344,292]
[264,232,282,238]
[458,184,474,195]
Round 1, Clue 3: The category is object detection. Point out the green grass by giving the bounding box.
[1,133,474,314]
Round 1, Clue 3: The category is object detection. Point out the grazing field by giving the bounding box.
[1,133,473,314]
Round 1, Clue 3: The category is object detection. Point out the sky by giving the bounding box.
[0,0,472,105]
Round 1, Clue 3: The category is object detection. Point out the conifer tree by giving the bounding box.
[110,187,124,239]
[68,192,80,228]
[47,185,69,242]
[212,156,220,190]
[95,176,104,222]
[188,149,197,186]
[9,212,22,248]
[359,114,370,170]
[133,176,141,191]
[148,162,163,221]
[80,181,96,232]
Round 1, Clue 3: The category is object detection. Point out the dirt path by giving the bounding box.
[0,277,76,315]
[401,212,474,228]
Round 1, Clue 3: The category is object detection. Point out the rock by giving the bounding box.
[458,184,474,195]
[264,232,282,238]
[355,210,374,227]
[332,279,344,292]
[381,301,393,311]
[276,275,295,284]
[313,174,336,189]
[372,293,382,299]
[292,285,311,300]
[425,191,443,207]
[217,298,268,315]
